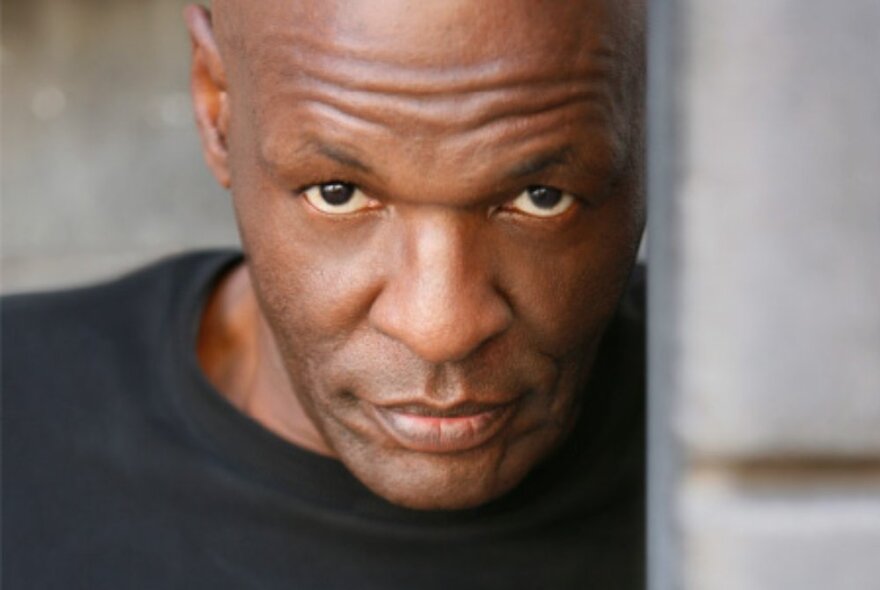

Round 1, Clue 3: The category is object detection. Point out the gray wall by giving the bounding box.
[648,1,880,588]
[1,0,239,294]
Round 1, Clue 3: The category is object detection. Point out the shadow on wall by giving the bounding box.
[1,0,239,294]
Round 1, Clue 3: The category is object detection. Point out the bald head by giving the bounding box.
[211,0,645,147]
[212,0,645,61]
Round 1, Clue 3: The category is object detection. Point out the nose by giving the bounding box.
[369,212,513,364]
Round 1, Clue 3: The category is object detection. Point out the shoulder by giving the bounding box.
[1,248,242,480]
[2,249,241,414]
[3,250,239,351]
[1,250,240,583]
[3,250,239,330]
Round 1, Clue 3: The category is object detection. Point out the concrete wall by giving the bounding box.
[648,1,880,588]
[1,0,239,294]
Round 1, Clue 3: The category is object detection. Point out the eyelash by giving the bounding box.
[293,179,345,196]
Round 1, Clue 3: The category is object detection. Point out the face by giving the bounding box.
[191,0,645,510]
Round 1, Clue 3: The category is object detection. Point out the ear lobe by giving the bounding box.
[184,5,231,189]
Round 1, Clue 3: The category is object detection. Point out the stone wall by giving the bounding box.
[1,0,238,293]
[648,1,880,588]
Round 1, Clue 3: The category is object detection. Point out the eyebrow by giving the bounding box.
[310,141,374,175]
[300,141,576,181]
[506,147,574,179]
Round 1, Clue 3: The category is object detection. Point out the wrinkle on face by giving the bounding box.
[250,40,627,143]
[287,79,615,141]
[219,0,637,191]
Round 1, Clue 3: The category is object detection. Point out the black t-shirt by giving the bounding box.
[2,250,644,589]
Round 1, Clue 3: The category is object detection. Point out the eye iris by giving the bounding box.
[319,182,355,206]
[527,186,562,209]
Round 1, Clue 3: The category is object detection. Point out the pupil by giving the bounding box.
[528,186,562,209]
[319,182,354,205]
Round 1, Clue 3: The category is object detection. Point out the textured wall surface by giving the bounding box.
[649,1,880,588]
[1,0,239,294]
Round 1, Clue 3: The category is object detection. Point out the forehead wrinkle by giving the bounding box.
[251,27,619,97]
[230,1,641,186]
[259,90,623,191]
[262,92,623,186]
[251,50,621,135]
[285,83,615,138]
[216,0,644,118]
[242,29,630,162]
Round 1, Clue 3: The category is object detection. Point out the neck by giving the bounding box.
[197,262,336,457]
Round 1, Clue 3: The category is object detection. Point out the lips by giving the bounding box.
[370,401,517,453]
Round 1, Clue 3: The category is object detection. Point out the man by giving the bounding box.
[3,1,646,588]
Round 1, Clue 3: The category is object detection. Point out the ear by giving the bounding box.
[184,5,231,188]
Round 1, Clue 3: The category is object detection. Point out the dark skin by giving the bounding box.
[188,0,645,510]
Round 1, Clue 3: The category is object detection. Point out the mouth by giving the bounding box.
[369,400,518,454]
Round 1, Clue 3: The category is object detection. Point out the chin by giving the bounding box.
[335,430,556,511]
[360,462,518,511]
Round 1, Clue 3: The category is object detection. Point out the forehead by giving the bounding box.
[217,0,637,185]
[218,0,622,65]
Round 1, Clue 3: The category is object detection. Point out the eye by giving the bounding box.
[504,185,576,218]
[301,181,378,214]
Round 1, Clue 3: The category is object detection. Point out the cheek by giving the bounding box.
[500,198,640,355]
[231,171,386,341]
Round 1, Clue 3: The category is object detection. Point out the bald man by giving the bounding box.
[3,1,646,588]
